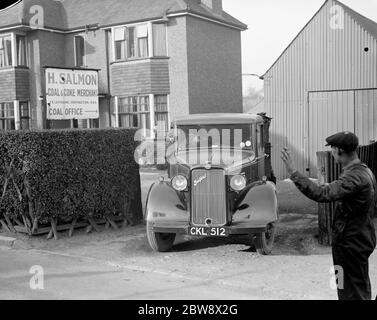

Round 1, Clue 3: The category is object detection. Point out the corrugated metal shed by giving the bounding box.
[264,0,377,179]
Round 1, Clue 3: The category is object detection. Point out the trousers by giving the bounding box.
[332,245,372,300]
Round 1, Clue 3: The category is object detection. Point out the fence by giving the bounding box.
[316,141,377,245]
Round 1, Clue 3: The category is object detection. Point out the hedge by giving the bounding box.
[0,129,143,227]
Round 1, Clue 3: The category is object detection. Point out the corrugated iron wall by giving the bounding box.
[355,89,377,145]
[308,90,355,174]
[264,0,377,179]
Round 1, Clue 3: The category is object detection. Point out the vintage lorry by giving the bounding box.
[145,113,278,255]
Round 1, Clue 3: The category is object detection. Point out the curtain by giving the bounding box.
[118,96,150,130]
[138,37,148,58]
[17,36,27,66]
[114,27,125,41]
[5,38,12,66]
[0,38,4,67]
[128,27,136,58]
[153,24,167,56]
[136,24,148,38]
[20,102,30,130]
[154,95,168,133]
[135,25,148,58]
[0,36,12,67]
[0,103,15,131]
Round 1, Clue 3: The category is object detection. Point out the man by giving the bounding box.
[281,132,376,300]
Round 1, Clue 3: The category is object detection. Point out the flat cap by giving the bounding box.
[325,131,359,151]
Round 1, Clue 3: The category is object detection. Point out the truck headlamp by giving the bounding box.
[172,175,188,191]
[230,175,247,191]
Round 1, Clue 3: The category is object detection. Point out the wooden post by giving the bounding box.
[4,214,16,233]
[50,218,59,240]
[31,218,39,235]
[87,217,101,232]
[106,216,119,230]
[85,225,93,234]
[22,216,32,235]
[68,218,77,237]
[46,229,53,240]
[24,175,35,221]
[0,219,11,232]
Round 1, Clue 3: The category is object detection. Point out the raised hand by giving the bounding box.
[281,147,298,175]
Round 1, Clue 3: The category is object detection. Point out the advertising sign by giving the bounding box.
[45,68,99,120]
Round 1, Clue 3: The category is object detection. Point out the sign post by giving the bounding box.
[45,67,99,121]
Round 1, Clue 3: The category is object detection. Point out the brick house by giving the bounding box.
[0,0,246,136]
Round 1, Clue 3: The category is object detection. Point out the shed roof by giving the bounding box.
[174,113,264,126]
[263,0,377,77]
[0,0,247,31]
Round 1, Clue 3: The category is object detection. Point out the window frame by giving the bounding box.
[74,35,86,67]
[15,34,27,67]
[117,95,151,136]
[152,23,168,57]
[0,32,28,68]
[0,102,15,131]
[0,33,14,68]
[154,94,169,135]
[114,27,127,61]
[111,22,168,62]
[19,101,30,130]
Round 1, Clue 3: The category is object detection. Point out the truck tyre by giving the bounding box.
[253,223,276,255]
[147,221,176,252]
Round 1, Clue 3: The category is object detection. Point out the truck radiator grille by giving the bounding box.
[191,169,227,226]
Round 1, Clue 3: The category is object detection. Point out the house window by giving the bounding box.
[0,102,15,130]
[153,24,167,56]
[118,96,150,133]
[16,35,27,66]
[154,95,169,134]
[0,35,13,68]
[20,102,30,130]
[114,24,149,61]
[75,35,85,67]
[114,27,126,60]
[136,25,148,58]
[72,119,99,129]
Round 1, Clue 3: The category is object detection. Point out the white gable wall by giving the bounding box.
[264,0,377,179]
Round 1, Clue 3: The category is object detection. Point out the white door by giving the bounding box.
[308,91,355,177]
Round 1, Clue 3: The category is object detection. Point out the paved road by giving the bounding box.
[0,247,264,300]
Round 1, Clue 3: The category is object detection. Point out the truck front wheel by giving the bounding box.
[146,221,176,252]
[253,223,276,255]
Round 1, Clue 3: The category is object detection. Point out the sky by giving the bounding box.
[222,0,377,95]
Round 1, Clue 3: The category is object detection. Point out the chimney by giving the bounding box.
[199,0,223,16]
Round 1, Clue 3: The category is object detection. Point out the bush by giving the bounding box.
[0,129,143,226]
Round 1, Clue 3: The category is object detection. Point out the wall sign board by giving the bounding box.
[45,67,99,120]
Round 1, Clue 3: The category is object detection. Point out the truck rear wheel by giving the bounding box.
[253,223,276,255]
[146,221,176,252]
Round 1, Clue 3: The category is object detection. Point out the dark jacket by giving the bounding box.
[290,160,376,254]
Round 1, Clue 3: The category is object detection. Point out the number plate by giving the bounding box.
[188,226,228,237]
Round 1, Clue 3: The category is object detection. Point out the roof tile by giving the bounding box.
[0,0,247,31]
